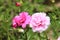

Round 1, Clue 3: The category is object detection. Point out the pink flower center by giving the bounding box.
[20,15,26,24]
[38,21,43,26]
[35,21,44,28]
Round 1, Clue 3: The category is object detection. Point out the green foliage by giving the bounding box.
[0,0,60,40]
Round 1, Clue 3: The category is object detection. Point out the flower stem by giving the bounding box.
[38,33,41,40]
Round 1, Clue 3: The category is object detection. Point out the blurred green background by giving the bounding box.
[0,0,60,40]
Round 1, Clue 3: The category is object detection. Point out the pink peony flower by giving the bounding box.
[12,12,31,28]
[57,36,60,40]
[30,12,50,33]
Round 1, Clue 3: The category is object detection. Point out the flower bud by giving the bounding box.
[16,2,21,6]
[17,29,24,33]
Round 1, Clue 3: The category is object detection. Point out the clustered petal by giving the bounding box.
[30,12,50,33]
[12,12,50,33]
[12,12,31,28]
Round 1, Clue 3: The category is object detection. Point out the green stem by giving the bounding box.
[38,33,41,40]
[44,32,48,40]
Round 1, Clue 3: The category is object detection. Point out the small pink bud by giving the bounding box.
[16,2,21,6]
